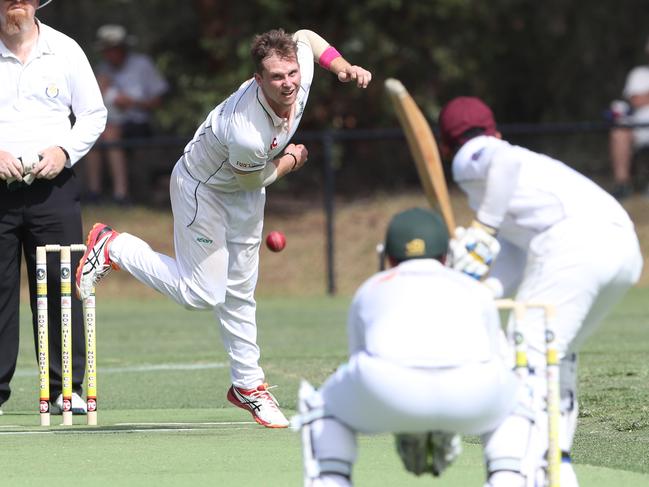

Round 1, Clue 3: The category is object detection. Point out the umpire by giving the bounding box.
[0,0,106,415]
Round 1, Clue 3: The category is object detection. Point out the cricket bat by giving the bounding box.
[385,78,456,235]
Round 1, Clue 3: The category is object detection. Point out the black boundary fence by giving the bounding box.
[86,120,646,294]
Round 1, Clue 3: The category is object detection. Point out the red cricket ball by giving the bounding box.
[265,231,286,252]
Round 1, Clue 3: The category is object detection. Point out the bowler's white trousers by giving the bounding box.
[109,161,266,387]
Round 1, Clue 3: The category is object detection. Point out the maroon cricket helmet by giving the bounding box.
[438,96,497,148]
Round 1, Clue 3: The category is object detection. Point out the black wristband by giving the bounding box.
[286,152,298,171]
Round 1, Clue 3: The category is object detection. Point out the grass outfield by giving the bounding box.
[1,290,648,486]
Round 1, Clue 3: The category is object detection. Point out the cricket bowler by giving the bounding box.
[76,28,371,428]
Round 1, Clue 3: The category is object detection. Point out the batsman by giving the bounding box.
[439,96,643,486]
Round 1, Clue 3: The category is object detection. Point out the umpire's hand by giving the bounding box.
[0,149,24,182]
[32,146,68,180]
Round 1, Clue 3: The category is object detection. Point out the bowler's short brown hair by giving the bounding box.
[250,29,298,74]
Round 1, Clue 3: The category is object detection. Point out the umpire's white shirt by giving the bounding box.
[0,21,106,164]
[181,38,314,192]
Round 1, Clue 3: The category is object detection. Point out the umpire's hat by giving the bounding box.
[384,208,449,262]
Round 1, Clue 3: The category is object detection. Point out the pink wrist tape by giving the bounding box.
[319,46,341,69]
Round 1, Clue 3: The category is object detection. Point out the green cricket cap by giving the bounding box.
[384,208,449,261]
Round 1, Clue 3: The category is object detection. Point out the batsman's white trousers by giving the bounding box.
[319,352,520,435]
[110,161,266,388]
[503,217,642,452]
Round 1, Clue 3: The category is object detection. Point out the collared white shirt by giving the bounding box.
[0,21,106,165]
[347,259,503,368]
[181,38,314,192]
[96,52,168,125]
[453,136,633,248]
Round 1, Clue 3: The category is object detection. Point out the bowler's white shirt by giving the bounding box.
[453,136,632,249]
[181,39,314,192]
[0,22,106,165]
[347,259,503,367]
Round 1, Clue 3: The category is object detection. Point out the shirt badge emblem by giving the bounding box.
[45,84,59,98]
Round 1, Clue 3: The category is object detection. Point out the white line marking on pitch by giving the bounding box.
[115,421,255,426]
[13,362,228,377]
[0,421,256,436]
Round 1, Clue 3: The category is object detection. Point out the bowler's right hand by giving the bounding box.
[285,143,308,172]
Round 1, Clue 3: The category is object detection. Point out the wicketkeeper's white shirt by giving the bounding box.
[318,259,519,436]
[348,259,505,367]
[181,39,315,192]
[0,21,106,165]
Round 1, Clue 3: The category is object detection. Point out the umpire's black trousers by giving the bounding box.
[0,168,86,407]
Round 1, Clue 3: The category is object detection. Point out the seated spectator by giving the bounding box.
[609,38,649,200]
[85,24,169,205]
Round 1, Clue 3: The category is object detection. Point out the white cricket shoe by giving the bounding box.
[227,383,289,428]
[76,223,120,300]
[50,392,87,415]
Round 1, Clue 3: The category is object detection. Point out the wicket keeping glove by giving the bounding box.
[448,220,500,280]
[395,431,462,477]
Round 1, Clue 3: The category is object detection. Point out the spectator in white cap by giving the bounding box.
[608,37,649,200]
[84,24,169,206]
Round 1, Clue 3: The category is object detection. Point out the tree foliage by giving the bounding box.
[38,0,649,134]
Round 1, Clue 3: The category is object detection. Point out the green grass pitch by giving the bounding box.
[1,290,648,486]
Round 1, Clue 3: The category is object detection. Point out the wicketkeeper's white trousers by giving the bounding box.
[109,161,266,388]
[320,352,520,435]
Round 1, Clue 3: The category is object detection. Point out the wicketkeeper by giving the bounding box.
[293,208,522,487]
[439,96,643,487]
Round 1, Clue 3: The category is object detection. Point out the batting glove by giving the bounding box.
[448,220,500,280]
